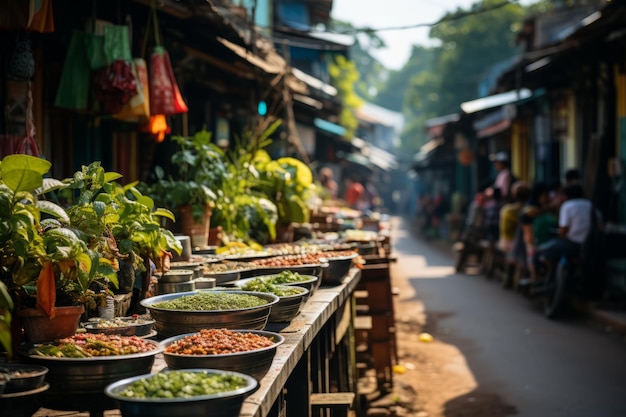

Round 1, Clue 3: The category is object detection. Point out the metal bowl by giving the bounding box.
[18,340,162,412]
[0,382,49,417]
[319,252,358,285]
[83,317,155,337]
[240,273,320,296]
[258,263,327,282]
[203,269,241,285]
[157,280,196,295]
[192,277,217,289]
[267,286,308,322]
[170,261,205,278]
[140,290,280,338]
[105,369,258,417]
[160,329,284,380]
[160,269,194,283]
[1,363,48,393]
[233,281,308,323]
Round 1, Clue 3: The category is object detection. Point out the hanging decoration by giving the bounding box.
[145,2,188,116]
[8,34,35,80]
[91,25,137,114]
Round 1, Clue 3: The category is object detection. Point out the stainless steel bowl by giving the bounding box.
[239,273,320,296]
[192,277,217,289]
[160,269,194,283]
[105,369,258,417]
[160,330,284,380]
[170,261,205,278]
[1,363,48,393]
[203,269,241,284]
[318,253,358,285]
[83,317,155,337]
[267,286,308,323]
[234,281,308,323]
[258,263,327,282]
[19,340,162,412]
[157,280,196,295]
[140,290,280,338]
[0,382,49,417]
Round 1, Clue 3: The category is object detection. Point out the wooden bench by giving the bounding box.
[311,392,356,417]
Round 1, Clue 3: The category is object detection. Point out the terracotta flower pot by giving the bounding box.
[178,205,212,248]
[17,305,85,343]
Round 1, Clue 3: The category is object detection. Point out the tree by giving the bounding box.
[426,0,526,115]
[329,55,363,140]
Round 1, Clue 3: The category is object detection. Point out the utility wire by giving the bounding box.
[326,0,521,34]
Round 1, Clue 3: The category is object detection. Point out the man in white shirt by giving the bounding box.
[534,184,600,266]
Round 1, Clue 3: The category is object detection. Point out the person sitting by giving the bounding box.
[519,182,557,284]
[498,181,530,286]
[534,183,601,277]
[483,187,504,243]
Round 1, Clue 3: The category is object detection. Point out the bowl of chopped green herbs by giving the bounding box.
[140,290,279,337]
[240,270,320,296]
[105,368,259,417]
[235,279,309,323]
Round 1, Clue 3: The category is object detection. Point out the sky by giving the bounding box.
[331,0,530,70]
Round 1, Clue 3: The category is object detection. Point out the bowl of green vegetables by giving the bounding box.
[235,278,309,323]
[105,368,258,417]
[140,290,279,337]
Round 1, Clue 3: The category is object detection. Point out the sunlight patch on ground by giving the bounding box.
[395,253,456,279]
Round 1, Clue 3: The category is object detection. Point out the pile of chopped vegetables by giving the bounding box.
[117,370,249,398]
[165,328,275,355]
[240,279,304,297]
[31,333,157,357]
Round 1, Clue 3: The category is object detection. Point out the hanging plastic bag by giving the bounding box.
[54,31,91,110]
[84,32,107,70]
[103,25,132,63]
[149,46,188,115]
[114,58,150,122]
[91,25,137,114]
[92,59,137,114]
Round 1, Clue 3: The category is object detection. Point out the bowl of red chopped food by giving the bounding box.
[105,368,258,417]
[160,328,284,380]
[19,333,162,412]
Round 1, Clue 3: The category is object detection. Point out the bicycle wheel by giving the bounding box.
[543,259,568,319]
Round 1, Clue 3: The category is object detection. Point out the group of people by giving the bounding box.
[462,152,601,287]
[319,167,380,212]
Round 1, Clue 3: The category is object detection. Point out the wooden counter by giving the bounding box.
[30,268,362,417]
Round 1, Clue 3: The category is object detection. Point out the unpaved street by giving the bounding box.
[375,217,626,417]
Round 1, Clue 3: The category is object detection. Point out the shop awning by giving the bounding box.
[314,118,346,136]
[460,88,532,114]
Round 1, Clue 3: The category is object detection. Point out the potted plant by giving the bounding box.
[0,154,99,343]
[142,129,220,247]
[61,162,182,307]
[0,156,181,343]
[0,281,13,359]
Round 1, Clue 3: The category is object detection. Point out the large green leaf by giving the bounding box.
[0,155,51,193]
[36,178,67,195]
[104,172,123,183]
[153,208,176,222]
[37,200,70,223]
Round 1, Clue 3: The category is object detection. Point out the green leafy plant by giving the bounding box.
[144,129,220,223]
[0,156,181,318]
[0,281,13,359]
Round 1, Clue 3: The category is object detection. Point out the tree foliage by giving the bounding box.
[329,55,363,140]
